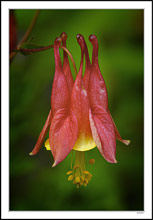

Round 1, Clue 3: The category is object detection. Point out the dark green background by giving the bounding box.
[10,9,143,211]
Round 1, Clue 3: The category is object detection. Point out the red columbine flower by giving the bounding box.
[30,33,130,188]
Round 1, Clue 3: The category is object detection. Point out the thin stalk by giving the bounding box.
[10,10,40,61]
[18,10,40,47]
[18,44,77,77]
[19,45,54,53]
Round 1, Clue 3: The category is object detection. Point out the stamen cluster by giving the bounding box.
[67,167,92,188]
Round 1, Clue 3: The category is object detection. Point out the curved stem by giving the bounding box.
[10,10,40,61]
[18,44,77,77]
[60,45,77,77]
[18,10,40,47]
[19,44,54,53]
[9,10,78,76]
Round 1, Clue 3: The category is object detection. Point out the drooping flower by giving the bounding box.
[30,33,130,188]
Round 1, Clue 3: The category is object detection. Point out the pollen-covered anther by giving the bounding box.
[66,170,73,175]
[80,176,84,182]
[87,173,92,179]
[83,170,89,175]
[73,164,80,170]
[75,176,80,183]
[83,170,92,182]
[68,175,73,181]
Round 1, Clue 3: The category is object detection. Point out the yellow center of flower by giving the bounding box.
[45,133,96,152]
[72,133,96,151]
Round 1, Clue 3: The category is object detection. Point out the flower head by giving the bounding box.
[30,33,130,188]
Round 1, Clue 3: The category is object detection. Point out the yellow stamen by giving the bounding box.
[88,173,92,178]
[75,176,80,183]
[80,176,84,182]
[87,173,92,181]
[84,178,88,184]
[66,151,92,188]
[73,165,80,170]
[83,170,89,175]
[45,136,95,188]
[66,171,73,175]
[68,175,73,181]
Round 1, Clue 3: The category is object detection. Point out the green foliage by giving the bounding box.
[10,9,143,211]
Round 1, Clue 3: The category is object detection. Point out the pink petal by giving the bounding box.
[70,34,91,136]
[81,35,91,91]
[71,74,91,137]
[51,37,70,116]
[49,108,78,167]
[30,110,52,155]
[60,32,74,92]
[88,34,108,110]
[109,112,130,145]
[89,107,117,163]
[49,37,78,167]
[88,35,130,147]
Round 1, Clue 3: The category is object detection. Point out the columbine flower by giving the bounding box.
[30,33,130,188]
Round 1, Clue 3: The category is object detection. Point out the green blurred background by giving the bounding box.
[10,9,143,211]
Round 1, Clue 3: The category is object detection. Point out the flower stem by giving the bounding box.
[17,44,78,77]
[10,10,40,61]
[18,10,40,47]
[19,45,54,53]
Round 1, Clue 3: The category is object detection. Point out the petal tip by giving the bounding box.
[52,162,56,167]
[76,33,82,40]
[123,139,130,146]
[29,152,33,156]
[60,32,67,41]
[76,34,85,52]
[107,158,118,164]
[55,37,62,45]
[89,34,97,42]
[76,34,84,45]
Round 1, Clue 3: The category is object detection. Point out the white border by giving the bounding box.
[1,1,152,219]
[1,1,152,9]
